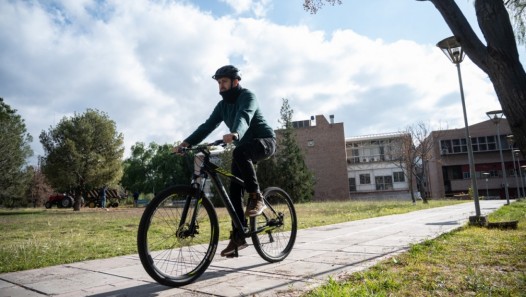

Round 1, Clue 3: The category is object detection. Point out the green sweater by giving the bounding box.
[184,88,275,146]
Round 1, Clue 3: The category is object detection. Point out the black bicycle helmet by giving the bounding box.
[212,65,241,80]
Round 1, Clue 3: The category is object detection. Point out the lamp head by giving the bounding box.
[436,36,465,64]
[486,110,504,124]
[506,135,514,146]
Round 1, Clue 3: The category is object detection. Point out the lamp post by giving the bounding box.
[483,172,490,198]
[487,110,510,204]
[506,135,521,198]
[437,36,481,218]
[515,150,525,197]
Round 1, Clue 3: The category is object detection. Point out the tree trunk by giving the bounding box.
[475,0,526,154]
[428,0,526,154]
[485,53,526,153]
[73,185,82,211]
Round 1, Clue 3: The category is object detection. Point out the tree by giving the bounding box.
[256,153,280,194]
[121,142,190,196]
[121,142,152,195]
[304,0,526,155]
[25,163,54,207]
[507,0,526,45]
[272,98,315,203]
[391,122,439,204]
[0,98,33,207]
[40,109,124,211]
[390,132,418,203]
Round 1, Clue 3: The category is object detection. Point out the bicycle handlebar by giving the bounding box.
[177,140,226,155]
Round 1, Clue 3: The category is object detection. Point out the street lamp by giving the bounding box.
[515,150,525,197]
[507,135,521,198]
[437,36,481,219]
[487,110,510,204]
[483,172,490,198]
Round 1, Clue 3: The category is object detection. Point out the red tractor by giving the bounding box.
[45,194,74,209]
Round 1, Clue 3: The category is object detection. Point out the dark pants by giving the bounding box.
[230,137,276,227]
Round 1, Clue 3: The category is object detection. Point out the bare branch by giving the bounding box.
[303,0,342,14]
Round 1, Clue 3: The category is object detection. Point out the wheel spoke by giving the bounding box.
[251,188,297,262]
[137,186,218,287]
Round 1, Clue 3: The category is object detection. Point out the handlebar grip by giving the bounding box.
[172,146,189,155]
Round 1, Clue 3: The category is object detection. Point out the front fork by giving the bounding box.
[176,179,204,238]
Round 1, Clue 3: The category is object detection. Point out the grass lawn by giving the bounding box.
[304,199,526,297]
[0,199,463,273]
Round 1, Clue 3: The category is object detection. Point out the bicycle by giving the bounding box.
[137,140,297,287]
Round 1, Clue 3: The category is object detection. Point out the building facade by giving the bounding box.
[425,119,525,199]
[290,115,350,201]
[345,132,413,200]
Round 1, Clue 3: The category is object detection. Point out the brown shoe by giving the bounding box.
[245,192,267,217]
[220,232,248,257]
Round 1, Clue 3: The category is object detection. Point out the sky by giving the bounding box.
[2,0,525,165]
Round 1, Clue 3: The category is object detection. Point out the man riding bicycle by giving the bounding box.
[174,65,276,257]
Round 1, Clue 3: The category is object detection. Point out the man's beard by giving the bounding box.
[220,85,241,104]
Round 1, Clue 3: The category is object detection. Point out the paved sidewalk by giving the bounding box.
[0,200,508,297]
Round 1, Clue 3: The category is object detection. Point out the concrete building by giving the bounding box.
[345,132,413,200]
[425,118,525,199]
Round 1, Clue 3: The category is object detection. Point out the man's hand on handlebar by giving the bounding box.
[173,141,190,155]
[223,133,238,144]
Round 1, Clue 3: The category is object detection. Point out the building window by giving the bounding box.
[477,136,487,151]
[349,178,356,192]
[463,172,470,179]
[393,172,405,182]
[359,174,371,184]
[471,137,479,152]
[487,136,498,150]
[375,176,393,190]
[452,138,467,153]
[441,135,510,154]
[440,140,452,154]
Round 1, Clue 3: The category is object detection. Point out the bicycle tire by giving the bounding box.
[250,187,297,262]
[137,185,219,287]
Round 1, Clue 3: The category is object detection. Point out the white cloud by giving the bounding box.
[0,0,500,164]
[219,0,272,18]
[220,0,251,14]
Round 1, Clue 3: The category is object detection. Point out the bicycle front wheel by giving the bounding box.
[137,185,219,287]
[250,187,297,262]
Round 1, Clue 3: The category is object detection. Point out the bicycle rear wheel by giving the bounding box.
[250,187,297,262]
[137,185,219,287]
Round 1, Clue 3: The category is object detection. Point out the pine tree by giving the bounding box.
[0,98,33,207]
[40,109,124,210]
[268,99,315,203]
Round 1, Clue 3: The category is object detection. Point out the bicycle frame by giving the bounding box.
[180,143,249,236]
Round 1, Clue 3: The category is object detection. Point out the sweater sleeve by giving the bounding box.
[231,91,257,140]
[184,103,223,145]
